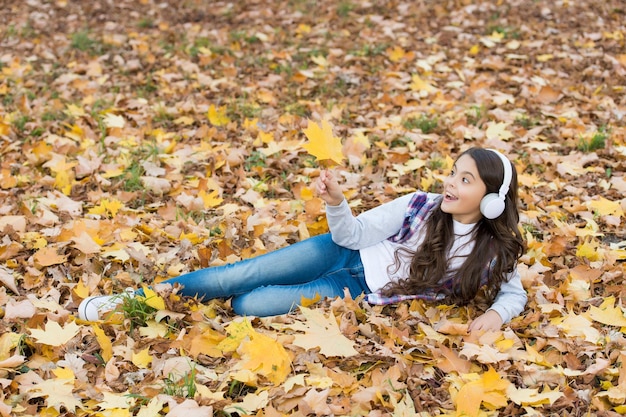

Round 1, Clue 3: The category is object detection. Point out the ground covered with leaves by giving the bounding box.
[1,0,626,415]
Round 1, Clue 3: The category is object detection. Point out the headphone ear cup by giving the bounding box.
[480,193,505,219]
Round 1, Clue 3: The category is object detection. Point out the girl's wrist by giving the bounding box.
[326,197,344,207]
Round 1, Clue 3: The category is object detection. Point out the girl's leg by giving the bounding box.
[161,234,363,301]
[230,253,368,316]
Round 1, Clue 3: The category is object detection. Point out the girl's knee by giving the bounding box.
[231,291,298,317]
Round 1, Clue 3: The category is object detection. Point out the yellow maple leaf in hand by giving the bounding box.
[302,119,344,165]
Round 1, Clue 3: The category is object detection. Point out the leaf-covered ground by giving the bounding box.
[1,0,626,415]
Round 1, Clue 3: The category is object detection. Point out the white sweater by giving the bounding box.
[325,193,527,324]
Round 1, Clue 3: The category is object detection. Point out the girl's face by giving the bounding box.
[441,154,487,224]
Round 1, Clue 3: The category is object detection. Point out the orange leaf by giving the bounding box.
[33,247,68,267]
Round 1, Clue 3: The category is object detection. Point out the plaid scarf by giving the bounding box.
[365,192,493,305]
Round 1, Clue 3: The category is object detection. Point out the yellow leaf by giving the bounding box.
[558,311,601,343]
[92,324,113,362]
[456,379,483,417]
[485,122,514,141]
[189,327,225,358]
[589,296,626,326]
[0,332,22,360]
[386,45,406,62]
[136,397,165,417]
[29,321,81,347]
[138,320,169,338]
[33,247,68,268]
[74,281,89,299]
[257,130,274,144]
[302,119,345,165]
[576,238,600,261]
[132,348,153,368]
[0,120,11,136]
[410,73,437,93]
[103,113,126,128]
[587,196,624,217]
[140,286,166,310]
[199,189,223,208]
[208,104,230,126]
[506,384,564,406]
[218,319,255,353]
[64,103,86,118]
[88,198,124,217]
[52,367,74,381]
[98,391,134,410]
[299,292,321,308]
[25,378,81,412]
[287,306,358,357]
[456,368,511,416]
[237,330,292,385]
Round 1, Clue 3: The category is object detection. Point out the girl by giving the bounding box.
[79,147,527,333]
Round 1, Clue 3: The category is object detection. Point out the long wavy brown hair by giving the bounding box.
[381,147,526,305]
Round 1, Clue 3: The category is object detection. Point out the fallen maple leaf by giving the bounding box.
[455,367,510,417]
[236,330,292,385]
[588,296,626,327]
[302,119,345,165]
[28,320,81,347]
[140,285,166,310]
[587,196,624,217]
[208,104,231,126]
[282,306,358,357]
[506,384,564,406]
[32,247,68,268]
[24,375,81,413]
[485,122,514,141]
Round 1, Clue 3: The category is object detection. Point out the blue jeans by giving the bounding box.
[160,233,370,316]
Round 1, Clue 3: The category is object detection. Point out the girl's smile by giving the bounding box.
[441,154,487,224]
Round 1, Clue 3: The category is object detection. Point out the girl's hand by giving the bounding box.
[315,170,345,206]
[468,309,503,334]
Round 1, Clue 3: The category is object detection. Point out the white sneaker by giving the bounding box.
[78,289,135,321]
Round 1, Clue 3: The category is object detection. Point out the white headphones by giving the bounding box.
[479,149,512,219]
